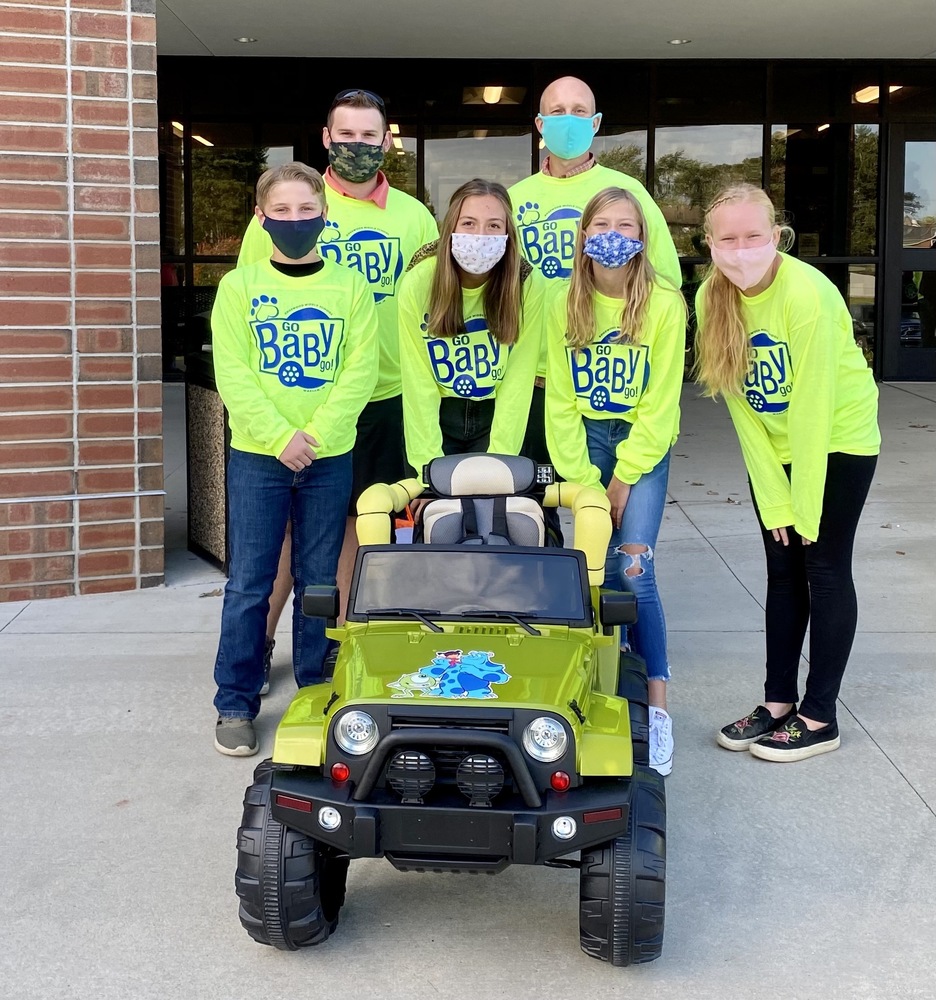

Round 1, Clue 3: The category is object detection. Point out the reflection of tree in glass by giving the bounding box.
[654,149,761,255]
[382,150,417,199]
[904,191,925,216]
[192,145,269,251]
[850,126,878,254]
[597,143,645,179]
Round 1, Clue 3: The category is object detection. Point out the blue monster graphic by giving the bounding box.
[388,650,511,700]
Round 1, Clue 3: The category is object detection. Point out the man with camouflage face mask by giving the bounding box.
[237,88,437,675]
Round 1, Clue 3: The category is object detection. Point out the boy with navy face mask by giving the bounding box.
[211,162,378,756]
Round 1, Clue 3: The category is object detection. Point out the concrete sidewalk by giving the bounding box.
[1,383,934,1000]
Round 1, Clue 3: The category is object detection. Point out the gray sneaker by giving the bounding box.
[260,637,274,696]
[214,716,258,757]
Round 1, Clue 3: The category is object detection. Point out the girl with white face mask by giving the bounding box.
[397,179,546,480]
[695,183,880,763]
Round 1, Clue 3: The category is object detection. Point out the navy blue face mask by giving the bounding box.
[261,215,326,259]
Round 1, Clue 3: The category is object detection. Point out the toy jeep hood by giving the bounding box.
[333,627,594,711]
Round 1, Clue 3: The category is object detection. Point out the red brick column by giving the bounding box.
[0,0,163,600]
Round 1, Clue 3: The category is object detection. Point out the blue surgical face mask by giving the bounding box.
[583,231,644,269]
[538,113,601,160]
[261,215,326,259]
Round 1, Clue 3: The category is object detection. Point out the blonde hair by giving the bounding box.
[694,183,793,397]
[566,187,675,349]
[427,179,523,346]
[255,162,325,213]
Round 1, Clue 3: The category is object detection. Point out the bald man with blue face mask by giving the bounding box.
[509,76,681,466]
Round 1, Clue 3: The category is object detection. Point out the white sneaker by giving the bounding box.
[649,708,673,776]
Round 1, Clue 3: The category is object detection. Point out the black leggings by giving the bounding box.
[750,452,877,724]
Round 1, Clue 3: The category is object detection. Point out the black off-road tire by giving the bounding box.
[617,652,650,767]
[579,767,666,966]
[235,760,349,950]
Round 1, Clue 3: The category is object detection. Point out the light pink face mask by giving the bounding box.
[709,240,778,290]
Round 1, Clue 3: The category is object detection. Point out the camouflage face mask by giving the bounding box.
[327,140,386,184]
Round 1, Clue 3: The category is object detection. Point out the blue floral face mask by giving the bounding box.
[583,231,644,269]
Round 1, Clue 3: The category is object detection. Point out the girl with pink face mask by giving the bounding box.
[694,183,880,763]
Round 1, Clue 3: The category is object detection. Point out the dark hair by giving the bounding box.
[327,88,387,131]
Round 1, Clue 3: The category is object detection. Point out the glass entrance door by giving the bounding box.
[883,126,936,378]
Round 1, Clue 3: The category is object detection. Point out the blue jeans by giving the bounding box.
[213,448,352,719]
[583,418,672,683]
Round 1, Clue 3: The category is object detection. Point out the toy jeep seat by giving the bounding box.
[422,453,545,547]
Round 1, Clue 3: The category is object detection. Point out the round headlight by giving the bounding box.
[334,710,379,755]
[522,716,568,762]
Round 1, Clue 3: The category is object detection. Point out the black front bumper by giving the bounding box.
[270,769,632,870]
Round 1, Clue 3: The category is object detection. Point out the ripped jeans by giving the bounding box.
[583,417,672,682]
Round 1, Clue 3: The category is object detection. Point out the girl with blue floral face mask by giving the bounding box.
[397,179,547,488]
[545,187,688,776]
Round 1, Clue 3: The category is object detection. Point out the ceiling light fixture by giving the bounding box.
[192,134,214,146]
[668,38,691,45]
[483,86,503,105]
[389,123,400,135]
[392,136,403,149]
[171,120,183,134]
[817,123,830,132]
[233,36,257,43]
[853,84,903,104]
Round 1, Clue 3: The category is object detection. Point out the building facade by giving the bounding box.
[0,11,934,600]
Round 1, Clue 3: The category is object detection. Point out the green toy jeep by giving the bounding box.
[234,454,666,967]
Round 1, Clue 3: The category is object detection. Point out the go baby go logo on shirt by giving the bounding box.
[249,296,343,390]
[570,328,650,413]
[421,314,507,399]
[319,223,402,302]
[744,330,794,413]
[515,202,581,279]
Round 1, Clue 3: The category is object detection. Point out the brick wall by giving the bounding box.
[0,0,163,601]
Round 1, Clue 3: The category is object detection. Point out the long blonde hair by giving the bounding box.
[694,183,793,397]
[427,178,523,345]
[566,187,665,349]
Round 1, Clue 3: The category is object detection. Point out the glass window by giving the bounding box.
[810,264,877,366]
[190,123,268,258]
[904,142,936,246]
[772,65,879,123]
[424,127,531,222]
[850,125,879,255]
[383,126,418,199]
[654,125,762,256]
[773,124,880,258]
[159,121,184,257]
[888,69,936,120]
[656,64,765,122]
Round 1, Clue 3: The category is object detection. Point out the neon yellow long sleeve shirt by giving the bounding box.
[695,254,880,541]
[397,254,547,478]
[545,285,686,489]
[211,258,378,459]
[237,186,437,402]
[509,163,682,378]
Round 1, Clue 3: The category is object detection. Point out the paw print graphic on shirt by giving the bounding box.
[419,313,430,333]
[250,295,279,322]
[516,201,540,225]
[320,219,342,243]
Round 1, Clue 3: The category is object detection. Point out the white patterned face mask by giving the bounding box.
[450,233,508,275]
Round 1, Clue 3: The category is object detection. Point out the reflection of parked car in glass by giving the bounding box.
[900,307,922,347]
[849,303,875,345]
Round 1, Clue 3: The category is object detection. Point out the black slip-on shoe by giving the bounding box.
[716,705,797,751]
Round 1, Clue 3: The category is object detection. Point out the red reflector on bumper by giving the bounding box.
[275,794,312,812]
[583,807,622,824]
